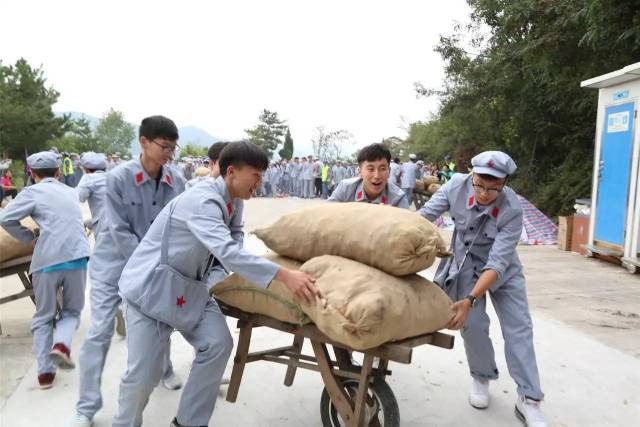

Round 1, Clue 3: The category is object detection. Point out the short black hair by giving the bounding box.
[208,141,229,162]
[139,115,179,141]
[31,168,58,178]
[218,141,269,177]
[357,143,391,165]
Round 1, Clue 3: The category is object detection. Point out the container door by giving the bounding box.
[595,102,636,246]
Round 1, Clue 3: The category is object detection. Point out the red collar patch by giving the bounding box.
[226,202,233,216]
[491,207,500,218]
[380,196,387,205]
[356,190,363,201]
[135,172,144,185]
[468,195,475,207]
[164,174,173,186]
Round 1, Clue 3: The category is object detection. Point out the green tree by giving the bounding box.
[0,58,68,159]
[279,128,294,159]
[50,117,98,154]
[95,108,135,155]
[409,0,640,216]
[179,143,207,159]
[245,109,287,157]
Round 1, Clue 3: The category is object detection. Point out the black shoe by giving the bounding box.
[170,417,206,427]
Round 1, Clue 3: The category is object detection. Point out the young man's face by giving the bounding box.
[210,160,221,178]
[472,173,506,206]
[140,137,176,165]
[359,158,390,199]
[225,164,263,200]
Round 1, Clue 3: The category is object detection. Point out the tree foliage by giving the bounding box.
[245,109,288,157]
[95,108,135,155]
[50,117,98,154]
[311,126,355,161]
[408,0,640,216]
[179,143,208,159]
[279,128,294,159]
[0,58,68,159]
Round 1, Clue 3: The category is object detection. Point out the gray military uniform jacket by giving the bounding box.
[328,177,409,209]
[90,157,185,284]
[400,161,420,188]
[0,178,90,273]
[418,173,523,299]
[76,171,107,234]
[119,176,280,309]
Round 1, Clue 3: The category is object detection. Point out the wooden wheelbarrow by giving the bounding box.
[218,302,454,427]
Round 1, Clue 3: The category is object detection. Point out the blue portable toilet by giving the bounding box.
[581,62,640,274]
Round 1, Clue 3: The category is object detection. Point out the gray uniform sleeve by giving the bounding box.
[418,181,451,222]
[396,192,410,209]
[0,190,37,244]
[482,207,522,279]
[230,202,244,245]
[327,181,348,202]
[105,172,140,260]
[186,203,279,288]
[76,175,91,202]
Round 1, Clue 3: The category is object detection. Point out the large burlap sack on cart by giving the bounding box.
[414,180,425,192]
[423,176,440,186]
[300,255,454,350]
[0,218,38,263]
[427,183,442,195]
[254,203,449,276]
[211,254,311,325]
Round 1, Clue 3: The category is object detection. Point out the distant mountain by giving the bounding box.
[55,111,220,155]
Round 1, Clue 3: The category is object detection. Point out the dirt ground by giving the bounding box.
[0,197,638,425]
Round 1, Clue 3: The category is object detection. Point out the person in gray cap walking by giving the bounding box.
[0,151,91,390]
[76,152,108,238]
[418,151,547,427]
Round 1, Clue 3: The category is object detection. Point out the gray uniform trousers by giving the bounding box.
[459,270,543,400]
[303,179,314,198]
[31,268,86,374]
[402,188,414,207]
[76,280,174,419]
[112,299,232,427]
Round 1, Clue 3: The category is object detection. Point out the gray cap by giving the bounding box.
[471,151,517,178]
[81,152,107,170]
[27,151,61,170]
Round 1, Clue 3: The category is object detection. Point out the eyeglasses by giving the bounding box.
[472,181,503,196]
[152,140,179,153]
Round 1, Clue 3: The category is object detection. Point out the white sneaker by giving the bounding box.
[70,413,93,427]
[468,378,490,409]
[162,372,183,390]
[515,395,547,427]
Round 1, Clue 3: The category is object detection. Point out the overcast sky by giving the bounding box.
[1,0,471,156]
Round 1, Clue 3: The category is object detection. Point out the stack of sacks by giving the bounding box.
[212,203,453,350]
[0,218,38,263]
[427,183,442,195]
[414,180,426,193]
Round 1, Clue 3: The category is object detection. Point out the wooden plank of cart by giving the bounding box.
[218,301,454,427]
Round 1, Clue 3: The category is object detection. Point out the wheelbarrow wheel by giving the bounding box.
[320,378,399,427]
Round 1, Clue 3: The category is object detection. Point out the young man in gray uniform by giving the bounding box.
[0,152,91,389]
[113,141,319,427]
[329,143,409,208]
[301,156,314,198]
[76,152,107,238]
[72,116,186,427]
[400,153,421,207]
[418,151,546,427]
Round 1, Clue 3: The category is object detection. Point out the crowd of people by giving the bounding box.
[0,115,548,427]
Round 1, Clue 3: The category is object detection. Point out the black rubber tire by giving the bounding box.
[320,378,400,427]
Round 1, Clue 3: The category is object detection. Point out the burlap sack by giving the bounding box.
[254,203,448,276]
[211,254,311,325]
[414,180,425,192]
[427,183,442,195]
[300,255,454,350]
[0,218,38,263]
[423,176,440,186]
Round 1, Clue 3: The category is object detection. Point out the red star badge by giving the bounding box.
[176,296,186,307]
[487,160,494,168]
[135,172,144,185]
